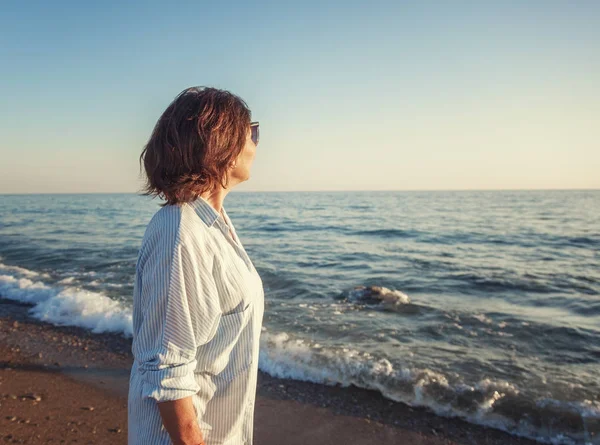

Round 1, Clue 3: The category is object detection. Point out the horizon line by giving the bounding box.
[1,187,599,196]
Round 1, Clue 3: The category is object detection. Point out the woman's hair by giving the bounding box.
[139,86,252,206]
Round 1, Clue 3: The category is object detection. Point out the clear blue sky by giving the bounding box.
[1,0,598,193]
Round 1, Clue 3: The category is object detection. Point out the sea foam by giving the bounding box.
[258,328,599,445]
[0,263,132,336]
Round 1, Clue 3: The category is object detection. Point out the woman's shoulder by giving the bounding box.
[143,204,182,237]
[143,203,211,247]
[137,204,214,268]
[145,202,201,226]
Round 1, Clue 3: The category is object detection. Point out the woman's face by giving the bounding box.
[229,125,257,185]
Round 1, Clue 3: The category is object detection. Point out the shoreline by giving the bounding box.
[0,298,540,444]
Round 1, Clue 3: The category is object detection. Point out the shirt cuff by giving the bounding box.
[139,347,200,402]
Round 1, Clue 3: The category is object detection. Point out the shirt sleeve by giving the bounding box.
[132,208,222,404]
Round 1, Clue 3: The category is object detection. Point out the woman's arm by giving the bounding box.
[133,209,222,441]
[158,397,205,445]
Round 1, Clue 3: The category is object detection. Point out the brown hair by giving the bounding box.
[138,86,252,206]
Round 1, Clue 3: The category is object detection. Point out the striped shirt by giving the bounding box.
[127,196,265,445]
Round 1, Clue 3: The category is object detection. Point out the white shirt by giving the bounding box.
[128,196,265,445]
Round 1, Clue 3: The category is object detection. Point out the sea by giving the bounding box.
[0,190,598,444]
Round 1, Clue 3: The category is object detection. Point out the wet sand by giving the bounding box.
[0,298,539,444]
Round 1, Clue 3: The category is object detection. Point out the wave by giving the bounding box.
[0,262,132,336]
[258,330,599,445]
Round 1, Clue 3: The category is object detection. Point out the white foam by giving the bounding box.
[0,263,132,336]
[0,275,56,304]
[259,330,393,386]
[258,329,597,445]
[30,287,132,336]
[473,313,493,324]
[0,263,51,279]
[89,280,125,289]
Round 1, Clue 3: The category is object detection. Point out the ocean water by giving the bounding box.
[0,190,598,444]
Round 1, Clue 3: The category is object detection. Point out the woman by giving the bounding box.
[128,86,264,445]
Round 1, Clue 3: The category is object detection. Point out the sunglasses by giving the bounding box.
[250,121,260,146]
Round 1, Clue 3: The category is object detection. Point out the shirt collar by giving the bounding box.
[187,196,221,227]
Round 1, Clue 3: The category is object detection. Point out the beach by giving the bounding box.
[0,298,539,445]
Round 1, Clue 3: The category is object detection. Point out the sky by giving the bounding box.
[0,0,599,193]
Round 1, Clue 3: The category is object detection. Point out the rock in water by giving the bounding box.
[346,286,411,306]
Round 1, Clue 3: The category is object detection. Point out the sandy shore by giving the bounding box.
[0,298,540,444]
